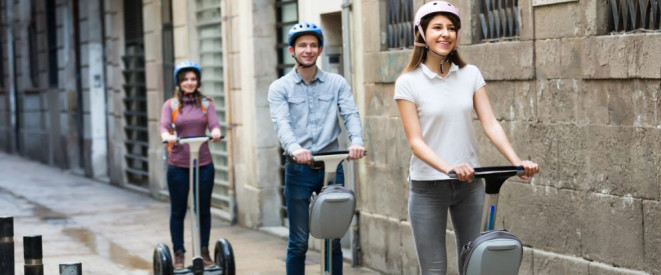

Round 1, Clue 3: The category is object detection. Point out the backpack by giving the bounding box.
[166,97,210,155]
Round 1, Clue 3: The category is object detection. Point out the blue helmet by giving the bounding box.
[173,60,201,85]
[287,22,324,47]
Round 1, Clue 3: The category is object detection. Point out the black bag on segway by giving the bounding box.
[308,185,356,239]
[459,230,523,275]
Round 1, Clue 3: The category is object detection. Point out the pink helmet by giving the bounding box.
[413,1,461,47]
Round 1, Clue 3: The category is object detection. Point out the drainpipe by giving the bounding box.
[6,1,17,154]
[341,0,361,267]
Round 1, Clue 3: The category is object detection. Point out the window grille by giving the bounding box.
[609,0,661,32]
[386,0,414,50]
[196,0,234,221]
[276,0,298,77]
[479,0,520,41]
[123,0,149,188]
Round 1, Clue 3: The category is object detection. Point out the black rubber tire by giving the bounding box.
[214,238,235,275]
[153,243,174,275]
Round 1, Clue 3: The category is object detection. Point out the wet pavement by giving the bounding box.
[0,152,379,275]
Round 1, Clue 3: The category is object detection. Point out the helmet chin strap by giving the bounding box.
[425,46,451,74]
[292,54,316,68]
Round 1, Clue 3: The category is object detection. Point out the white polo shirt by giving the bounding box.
[394,63,486,181]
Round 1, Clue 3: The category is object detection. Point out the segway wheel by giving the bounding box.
[153,243,174,275]
[214,238,235,275]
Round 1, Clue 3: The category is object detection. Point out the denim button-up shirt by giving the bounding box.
[268,67,364,155]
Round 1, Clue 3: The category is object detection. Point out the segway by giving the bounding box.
[305,151,365,275]
[154,136,235,275]
[451,166,525,275]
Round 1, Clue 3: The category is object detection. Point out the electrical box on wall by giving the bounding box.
[323,46,342,75]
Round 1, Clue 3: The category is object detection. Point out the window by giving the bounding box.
[609,0,661,32]
[276,0,298,77]
[385,0,414,50]
[479,0,520,41]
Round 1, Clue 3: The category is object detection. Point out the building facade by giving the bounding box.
[1,0,660,274]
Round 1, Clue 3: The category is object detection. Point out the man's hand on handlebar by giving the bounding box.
[515,160,539,180]
[347,145,366,161]
[292,149,312,164]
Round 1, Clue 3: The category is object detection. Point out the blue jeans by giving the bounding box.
[408,179,484,275]
[284,162,344,275]
[167,164,215,253]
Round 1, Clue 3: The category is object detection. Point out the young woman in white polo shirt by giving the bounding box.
[394,2,539,274]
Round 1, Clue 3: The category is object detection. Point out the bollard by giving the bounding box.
[24,235,44,275]
[60,262,82,275]
[0,217,14,275]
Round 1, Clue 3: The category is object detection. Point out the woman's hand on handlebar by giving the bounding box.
[449,163,475,182]
[210,128,222,143]
[515,160,539,180]
[347,145,366,161]
[162,133,178,144]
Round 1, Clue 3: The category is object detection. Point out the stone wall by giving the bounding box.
[358,0,661,274]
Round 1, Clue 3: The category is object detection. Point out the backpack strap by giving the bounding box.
[170,99,179,124]
[171,97,209,124]
[201,97,209,119]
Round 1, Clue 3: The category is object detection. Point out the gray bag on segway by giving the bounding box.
[459,230,523,275]
[309,185,356,239]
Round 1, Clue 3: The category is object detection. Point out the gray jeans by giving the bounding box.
[409,178,485,275]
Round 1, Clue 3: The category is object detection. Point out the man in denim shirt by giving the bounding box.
[268,22,365,275]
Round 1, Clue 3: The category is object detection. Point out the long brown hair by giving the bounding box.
[402,13,466,74]
[173,69,206,111]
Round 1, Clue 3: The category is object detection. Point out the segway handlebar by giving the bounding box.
[448,166,524,179]
[449,166,525,195]
[161,135,224,144]
[289,150,368,162]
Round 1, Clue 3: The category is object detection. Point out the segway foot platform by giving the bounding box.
[173,266,223,275]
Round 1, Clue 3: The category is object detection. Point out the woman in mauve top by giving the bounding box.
[159,60,222,269]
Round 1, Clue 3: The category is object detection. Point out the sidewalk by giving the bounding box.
[0,152,379,275]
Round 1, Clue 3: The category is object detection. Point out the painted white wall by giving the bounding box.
[298,0,342,21]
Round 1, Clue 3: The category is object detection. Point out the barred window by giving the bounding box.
[479,0,520,41]
[609,0,661,32]
[276,0,298,77]
[385,0,414,50]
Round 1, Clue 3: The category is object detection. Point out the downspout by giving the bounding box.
[341,0,360,267]
[100,0,110,177]
[72,0,85,171]
[6,1,17,154]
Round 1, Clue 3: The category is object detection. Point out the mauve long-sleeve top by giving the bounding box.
[160,95,222,168]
